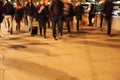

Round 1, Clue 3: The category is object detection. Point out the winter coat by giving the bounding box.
[3,2,15,16]
[15,6,24,21]
[75,5,84,20]
[0,1,4,23]
[49,0,64,16]
[37,5,49,23]
[25,2,36,17]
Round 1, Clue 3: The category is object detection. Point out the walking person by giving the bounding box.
[100,0,113,36]
[74,1,84,32]
[63,0,74,33]
[3,0,15,34]
[0,1,4,37]
[23,1,28,28]
[14,2,23,32]
[88,4,96,26]
[37,1,49,38]
[49,0,64,40]
[25,0,36,32]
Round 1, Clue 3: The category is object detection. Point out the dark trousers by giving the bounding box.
[16,20,20,32]
[38,20,46,38]
[89,14,95,25]
[100,15,112,35]
[64,16,71,33]
[51,16,63,38]
[76,19,82,32]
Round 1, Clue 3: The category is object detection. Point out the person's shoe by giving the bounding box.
[10,28,13,34]
[58,36,62,39]
[53,37,58,41]
[89,24,93,26]
[107,34,113,37]
[44,35,46,38]
[100,28,103,32]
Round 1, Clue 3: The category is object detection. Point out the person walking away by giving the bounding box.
[3,0,15,34]
[23,1,28,28]
[49,0,64,40]
[100,0,113,36]
[36,1,49,38]
[74,1,84,32]
[63,0,74,33]
[0,1,4,37]
[14,2,23,32]
[88,4,96,26]
[25,0,36,32]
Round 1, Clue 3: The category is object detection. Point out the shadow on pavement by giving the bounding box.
[3,59,79,80]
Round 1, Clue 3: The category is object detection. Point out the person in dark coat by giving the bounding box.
[3,0,15,34]
[15,2,23,32]
[88,4,96,26]
[25,0,36,31]
[0,1,3,24]
[100,0,113,36]
[49,0,64,40]
[0,1,3,37]
[75,1,84,32]
[63,0,74,33]
[37,1,49,38]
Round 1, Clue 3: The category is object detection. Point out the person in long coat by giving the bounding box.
[15,2,23,32]
[74,1,84,32]
[100,0,113,36]
[37,1,49,38]
[0,1,3,37]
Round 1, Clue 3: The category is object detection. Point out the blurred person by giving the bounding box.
[3,0,15,34]
[49,0,64,40]
[0,1,3,37]
[23,1,28,27]
[63,0,74,33]
[14,2,23,32]
[36,0,49,38]
[88,4,96,26]
[74,1,84,32]
[100,0,113,36]
[25,0,36,31]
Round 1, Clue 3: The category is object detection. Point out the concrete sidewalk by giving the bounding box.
[0,21,120,80]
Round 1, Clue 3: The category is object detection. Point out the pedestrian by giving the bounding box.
[88,4,96,26]
[36,1,49,38]
[14,2,23,32]
[49,0,64,40]
[74,1,84,32]
[25,0,36,32]
[3,0,15,34]
[63,0,74,33]
[0,1,4,37]
[100,0,113,36]
[23,1,28,27]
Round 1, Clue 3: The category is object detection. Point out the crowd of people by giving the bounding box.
[0,0,113,40]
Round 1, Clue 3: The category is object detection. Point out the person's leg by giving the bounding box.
[58,16,63,36]
[43,22,46,38]
[38,21,42,36]
[89,15,93,26]
[52,18,57,39]
[8,15,13,34]
[4,16,9,32]
[67,19,71,33]
[107,17,112,36]
[27,16,33,31]
[100,15,104,31]
[76,19,80,32]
